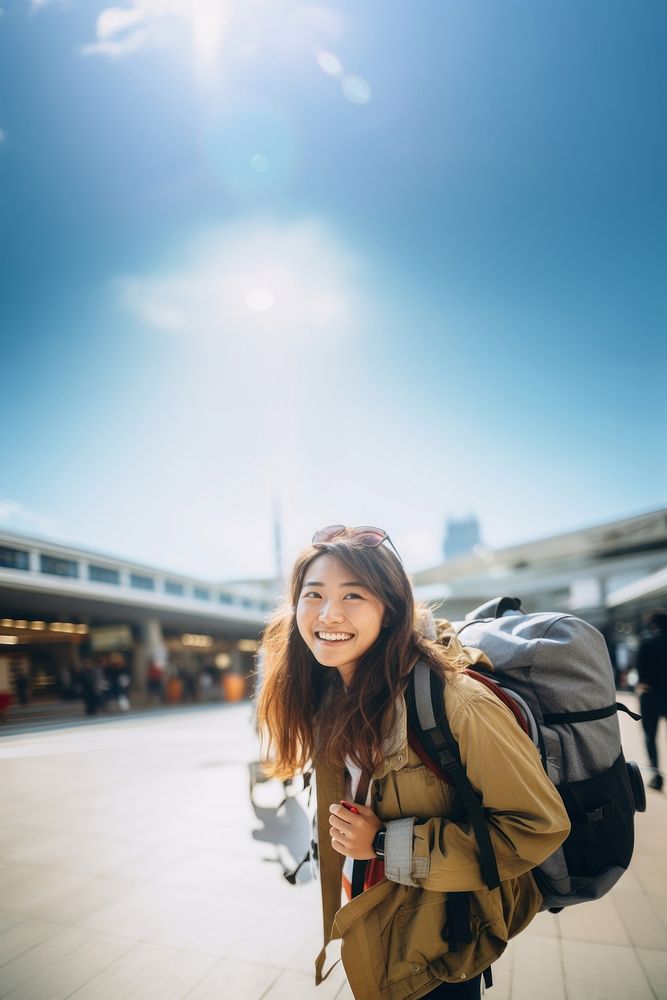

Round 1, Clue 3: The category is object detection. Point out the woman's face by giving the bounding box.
[296,553,386,686]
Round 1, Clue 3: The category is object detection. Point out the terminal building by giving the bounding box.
[0,529,273,709]
[413,507,667,676]
[2,507,665,711]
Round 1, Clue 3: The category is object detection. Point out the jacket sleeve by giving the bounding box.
[384,690,571,892]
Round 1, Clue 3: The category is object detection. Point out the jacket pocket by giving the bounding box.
[387,764,454,820]
[374,890,451,985]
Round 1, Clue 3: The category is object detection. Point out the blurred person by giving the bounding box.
[57,663,71,701]
[108,653,131,711]
[118,656,131,712]
[635,610,667,791]
[256,525,570,999]
[14,659,31,706]
[0,657,12,715]
[181,663,198,702]
[147,661,165,704]
[80,656,102,716]
[199,666,213,702]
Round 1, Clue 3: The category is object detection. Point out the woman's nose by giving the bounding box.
[318,600,344,623]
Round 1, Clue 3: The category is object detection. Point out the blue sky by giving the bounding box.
[1,0,665,580]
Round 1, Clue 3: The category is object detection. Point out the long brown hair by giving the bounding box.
[256,531,469,779]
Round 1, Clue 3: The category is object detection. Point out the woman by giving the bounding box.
[636,609,667,791]
[257,525,570,1000]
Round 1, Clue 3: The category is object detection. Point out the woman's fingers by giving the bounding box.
[348,802,374,817]
[330,803,355,819]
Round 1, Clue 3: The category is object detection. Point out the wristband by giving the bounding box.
[372,826,387,860]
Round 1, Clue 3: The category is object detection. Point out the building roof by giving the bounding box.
[607,566,667,608]
[413,507,667,586]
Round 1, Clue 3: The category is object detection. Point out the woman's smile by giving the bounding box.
[315,630,354,643]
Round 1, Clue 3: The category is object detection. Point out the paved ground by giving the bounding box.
[0,697,665,1000]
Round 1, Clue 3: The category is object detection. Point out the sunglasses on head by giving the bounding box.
[312,524,402,563]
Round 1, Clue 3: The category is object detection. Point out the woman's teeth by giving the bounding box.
[317,632,352,641]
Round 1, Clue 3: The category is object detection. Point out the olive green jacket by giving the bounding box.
[314,667,571,1000]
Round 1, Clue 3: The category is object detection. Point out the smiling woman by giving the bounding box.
[256,525,570,1000]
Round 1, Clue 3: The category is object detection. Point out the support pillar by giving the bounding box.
[134,617,166,700]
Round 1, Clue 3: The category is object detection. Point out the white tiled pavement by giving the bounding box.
[0,698,665,1000]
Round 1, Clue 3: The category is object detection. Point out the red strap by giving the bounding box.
[406,669,531,786]
[364,857,385,889]
[466,669,531,736]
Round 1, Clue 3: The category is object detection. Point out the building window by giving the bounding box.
[194,587,210,601]
[0,546,30,571]
[241,598,254,609]
[165,580,184,596]
[88,564,120,585]
[130,573,154,591]
[219,593,234,605]
[40,554,79,578]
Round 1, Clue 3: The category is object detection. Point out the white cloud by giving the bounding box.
[115,218,358,344]
[81,1,180,58]
[0,499,57,537]
[82,25,159,59]
[79,0,344,74]
[98,4,146,37]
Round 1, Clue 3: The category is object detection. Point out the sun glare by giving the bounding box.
[191,0,233,81]
[245,287,275,312]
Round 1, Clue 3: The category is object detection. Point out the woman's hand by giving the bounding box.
[329,801,383,860]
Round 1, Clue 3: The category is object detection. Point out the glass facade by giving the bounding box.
[194,587,210,601]
[88,564,120,585]
[130,573,155,590]
[165,580,184,596]
[0,545,29,570]
[40,554,79,578]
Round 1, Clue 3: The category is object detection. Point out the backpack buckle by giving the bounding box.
[436,748,459,772]
[585,804,609,824]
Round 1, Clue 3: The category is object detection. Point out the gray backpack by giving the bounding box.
[410,597,646,912]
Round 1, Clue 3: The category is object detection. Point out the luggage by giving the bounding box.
[408,597,646,912]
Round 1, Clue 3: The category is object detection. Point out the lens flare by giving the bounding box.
[317,50,343,77]
[341,75,371,105]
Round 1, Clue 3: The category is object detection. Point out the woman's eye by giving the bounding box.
[304,591,321,599]
[343,593,363,600]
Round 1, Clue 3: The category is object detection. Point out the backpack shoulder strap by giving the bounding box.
[407,660,500,891]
